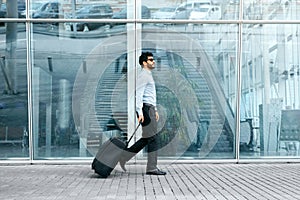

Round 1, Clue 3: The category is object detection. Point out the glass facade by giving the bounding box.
[0,0,299,162]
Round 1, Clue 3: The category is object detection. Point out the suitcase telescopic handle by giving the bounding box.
[127,123,141,144]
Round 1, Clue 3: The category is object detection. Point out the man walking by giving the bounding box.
[119,52,166,175]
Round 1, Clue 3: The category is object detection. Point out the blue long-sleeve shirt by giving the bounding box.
[136,68,156,116]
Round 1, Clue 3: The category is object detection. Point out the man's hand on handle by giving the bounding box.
[137,111,159,123]
[138,115,144,123]
[155,111,159,121]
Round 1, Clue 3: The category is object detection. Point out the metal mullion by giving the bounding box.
[134,19,300,24]
[235,0,244,163]
[2,18,300,25]
[26,2,33,163]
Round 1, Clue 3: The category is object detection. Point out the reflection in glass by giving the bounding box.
[0,0,25,19]
[0,22,28,158]
[240,23,300,158]
[31,22,128,158]
[31,1,61,19]
[1,1,299,161]
[64,4,113,32]
[147,1,240,21]
[31,21,239,159]
[243,0,299,20]
[138,24,238,159]
[112,5,151,20]
[20,1,43,18]
[31,22,97,158]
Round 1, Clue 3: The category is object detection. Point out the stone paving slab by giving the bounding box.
[1,163,300,199]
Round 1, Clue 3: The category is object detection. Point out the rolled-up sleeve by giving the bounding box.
[136,78,146,116]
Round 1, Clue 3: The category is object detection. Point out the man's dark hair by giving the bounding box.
[139,52,153,66]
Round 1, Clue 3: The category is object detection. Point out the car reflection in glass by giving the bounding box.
[32,1,61,19]
[111,5,151,27]
[0,0,26,20]
[172,6,190,20]
[189,5,221,24]
[0,3,6,19]
[152,7,176,20]
[152,7,176,26]
[64,4,113,32]
[20,1,44,18]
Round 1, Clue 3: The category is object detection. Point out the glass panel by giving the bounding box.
[139,23,238,159]
[11,1,300,161]
[31,21,131,158]
[20,1,43,18]
[31,20,238,160]
[0,0,25,18]
[148,1,239,22]
[0,22,28,159]
[27,1,120,32]
[64,3,113,24]
[243,0,298,20]
[31,1,62,19]
[240,23,300,158]
[29,1,115,20]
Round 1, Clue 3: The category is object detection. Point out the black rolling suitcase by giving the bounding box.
[92,123,140,178]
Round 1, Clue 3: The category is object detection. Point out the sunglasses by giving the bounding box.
[147,58,155,62]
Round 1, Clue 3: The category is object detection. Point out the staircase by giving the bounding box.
[85,55,128,152]
[162,51,234,155]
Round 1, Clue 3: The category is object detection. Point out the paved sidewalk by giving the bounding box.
[1,162,300,200]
